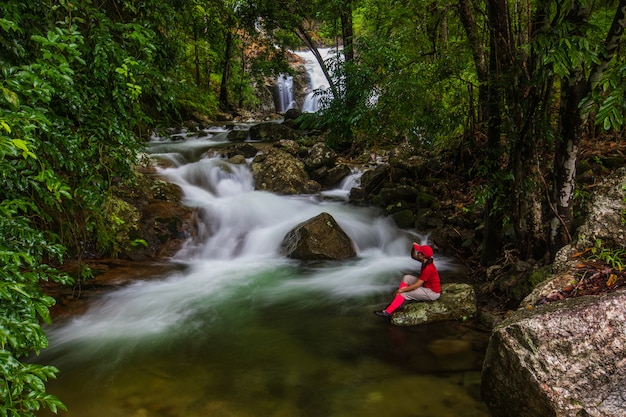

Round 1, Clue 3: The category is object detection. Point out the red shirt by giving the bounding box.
[420,262,441,293]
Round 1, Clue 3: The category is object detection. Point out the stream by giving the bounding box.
[37,126,491,417]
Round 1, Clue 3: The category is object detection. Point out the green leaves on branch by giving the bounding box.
[0,199,71,417]
[0,351,67,417]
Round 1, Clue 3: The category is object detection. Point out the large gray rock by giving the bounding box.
[481,289,626,417]
[250,148,312,195]
[391,283,477,326]
[304,142,337,171]
[281,212,356,260]
[575,167,626,250]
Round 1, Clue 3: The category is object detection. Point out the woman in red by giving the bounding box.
[374,243,441,318]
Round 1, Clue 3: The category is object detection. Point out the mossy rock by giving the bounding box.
[391,283,477,326]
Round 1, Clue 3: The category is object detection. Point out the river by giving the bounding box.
[37,126,491,417]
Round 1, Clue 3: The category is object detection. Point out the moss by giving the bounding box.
[529,265,553,288]
[391,209,415,228]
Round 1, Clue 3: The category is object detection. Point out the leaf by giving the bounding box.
[606,273,618,287]
[0,120,10,133]
[11,139,37,159]
[2,87,19,108]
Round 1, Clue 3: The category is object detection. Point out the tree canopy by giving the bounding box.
[2,0,626,415]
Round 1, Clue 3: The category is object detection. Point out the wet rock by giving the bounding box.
[229,143,259,159]
[250,148,310,194]
[227,154,247,164]
[227,129,249,142]
[391,283,477,326]
[319,163,352,188]
[113,173,196,261]
[281,212,356,260]
[349,164,390,204]
[481,289,626,417]
[304,142,337,171]
[249,122,299,142]
[284,108,302,121]
[391,209,414,229]
[379,185,419,205]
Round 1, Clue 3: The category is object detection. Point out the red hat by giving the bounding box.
[413,243,434,258]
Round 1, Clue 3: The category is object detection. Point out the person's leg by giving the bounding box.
[403,287,440,302]
[374,275,417,318]
[384,275,417,313]
[383,293,405,313]
[401,274,417,287]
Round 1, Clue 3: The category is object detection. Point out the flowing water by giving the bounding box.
[37,129,491,417]
[297,48,337,113]
[276,74,296,113]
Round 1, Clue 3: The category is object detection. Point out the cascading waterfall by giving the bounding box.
[275,74,296,113]
[296,48,337,113]
[275,47,339,113]
[37,133,490,417]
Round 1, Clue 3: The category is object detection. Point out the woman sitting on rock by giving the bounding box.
[374,243,441,318]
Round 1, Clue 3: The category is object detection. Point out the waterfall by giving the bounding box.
[275,74,295,113]
[296,48,337,113]
[274,48,339,113]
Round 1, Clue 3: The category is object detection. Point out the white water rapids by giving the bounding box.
[37,130,490,417]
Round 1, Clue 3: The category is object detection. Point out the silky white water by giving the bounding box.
[38,134,490,417]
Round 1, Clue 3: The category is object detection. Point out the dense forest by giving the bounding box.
[2,0,626,415]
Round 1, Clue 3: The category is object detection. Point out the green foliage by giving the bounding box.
[302,0,471,152]
[0,1,193,415]
[590,240,626,271]
[0,199,72,416]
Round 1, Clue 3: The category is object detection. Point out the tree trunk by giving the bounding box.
[193,23,201,86]
[458,0,489,140]
[340,0,354,63]
[506,0,552,260]
[219,28,233,111]
[480,0,513,266]
[296,25,338,98]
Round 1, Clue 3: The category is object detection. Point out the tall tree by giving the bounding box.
[550,0,626,255]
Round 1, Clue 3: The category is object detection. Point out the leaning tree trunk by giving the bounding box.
[295,25,339,99]
[550,0,626,257]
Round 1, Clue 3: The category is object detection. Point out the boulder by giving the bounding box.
[391,283,477,326]
[481,289,626,417]
[379,184,419,205]
[355,164,390,196]
[112,171,196,261]
[228,143,259,159]
[304,142,337,171]
[282,212,356,260]
[249,122,299,142]
[250,148,310,195]
[227,129,249,142]
[575,167,626,250]
[284,108,302,121]
[318,163,352,188]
